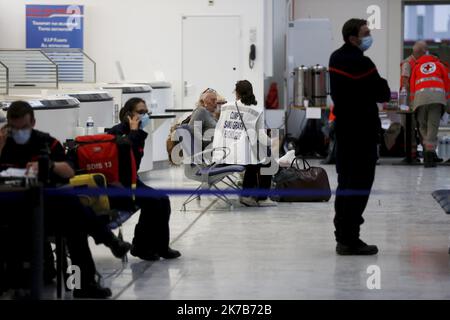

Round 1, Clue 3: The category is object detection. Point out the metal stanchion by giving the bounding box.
[29,181,44,300]
[405,112,413,163]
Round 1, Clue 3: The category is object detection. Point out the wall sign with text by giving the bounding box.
[26,5,84,49]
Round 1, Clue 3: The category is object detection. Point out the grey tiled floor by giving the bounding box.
[57,161,450,299]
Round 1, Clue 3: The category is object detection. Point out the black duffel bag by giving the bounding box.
[273,158,332,202]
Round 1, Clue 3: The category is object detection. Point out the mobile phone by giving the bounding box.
[123,111,133,123]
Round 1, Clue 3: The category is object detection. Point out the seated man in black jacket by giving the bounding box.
[0,101,130,298]
[107,98,181,261]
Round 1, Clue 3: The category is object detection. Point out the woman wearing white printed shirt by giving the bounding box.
[213,80,275,207]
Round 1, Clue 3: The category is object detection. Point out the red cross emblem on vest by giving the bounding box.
[421,62,436,75]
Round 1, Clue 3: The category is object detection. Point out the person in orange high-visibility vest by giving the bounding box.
[322,106,336,165]
[328,105,336,123]
[399,41,427,162]
[410,53,450,167]
[400,41,427,90]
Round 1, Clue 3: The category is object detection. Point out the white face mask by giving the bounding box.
[12,128,32,145]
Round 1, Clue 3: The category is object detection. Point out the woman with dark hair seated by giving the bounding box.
[213,80,275,207]
[107,98,181,261]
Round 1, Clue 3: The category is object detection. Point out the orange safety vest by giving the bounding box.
[409,55,450,102]
[328,105,336,123]
[400,56,416,89]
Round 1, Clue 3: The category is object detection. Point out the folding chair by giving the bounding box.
[175,124,245,211]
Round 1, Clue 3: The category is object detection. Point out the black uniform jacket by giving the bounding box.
[0,129,70,186]
[106,122,148,172]
[329,43,391,167]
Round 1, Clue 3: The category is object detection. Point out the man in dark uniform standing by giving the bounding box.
[329,19,391,255]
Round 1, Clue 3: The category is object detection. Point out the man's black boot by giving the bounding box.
[336,239,378,256]
[424,151,437,168]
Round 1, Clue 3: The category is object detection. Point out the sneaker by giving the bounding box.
[336,240,378,256]
[257,198,278,207]
[239,196,259,207]
[130,245,160,261]
[107,235,132,259]
[73,281,112,299]
[159,248,181,260]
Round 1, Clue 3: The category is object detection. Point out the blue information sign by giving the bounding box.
[26,5,84,49]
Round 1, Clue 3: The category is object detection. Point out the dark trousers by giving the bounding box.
[45,195,106,285]
[134,180,171,253]
[334,135,377,245]
[48,194,116,246]
[323,121,336,164]
[243,164,273,200]
[2,194,101,287]
[109,179,171,254]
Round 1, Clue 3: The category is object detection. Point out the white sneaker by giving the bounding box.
[239,196,259,207]
[257,198,278,207]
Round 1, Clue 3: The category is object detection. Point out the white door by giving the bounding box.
[182,16,242,108]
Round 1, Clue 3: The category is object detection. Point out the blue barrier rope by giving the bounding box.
[43,187,371,198]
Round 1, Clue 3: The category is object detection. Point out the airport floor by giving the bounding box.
[47,160,450,299]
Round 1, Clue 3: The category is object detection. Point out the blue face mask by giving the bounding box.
[359,35,373,52]
[139,113,150,129]
[12,128,32,145]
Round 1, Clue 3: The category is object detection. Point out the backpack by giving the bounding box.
[69,173,112,216]
[71,134,137,188]
[166,115,191,165]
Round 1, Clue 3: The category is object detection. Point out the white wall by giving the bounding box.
[265,0,289,108]
[264,0,274,78]
[0,0,266,109]
[295,0,402,92]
